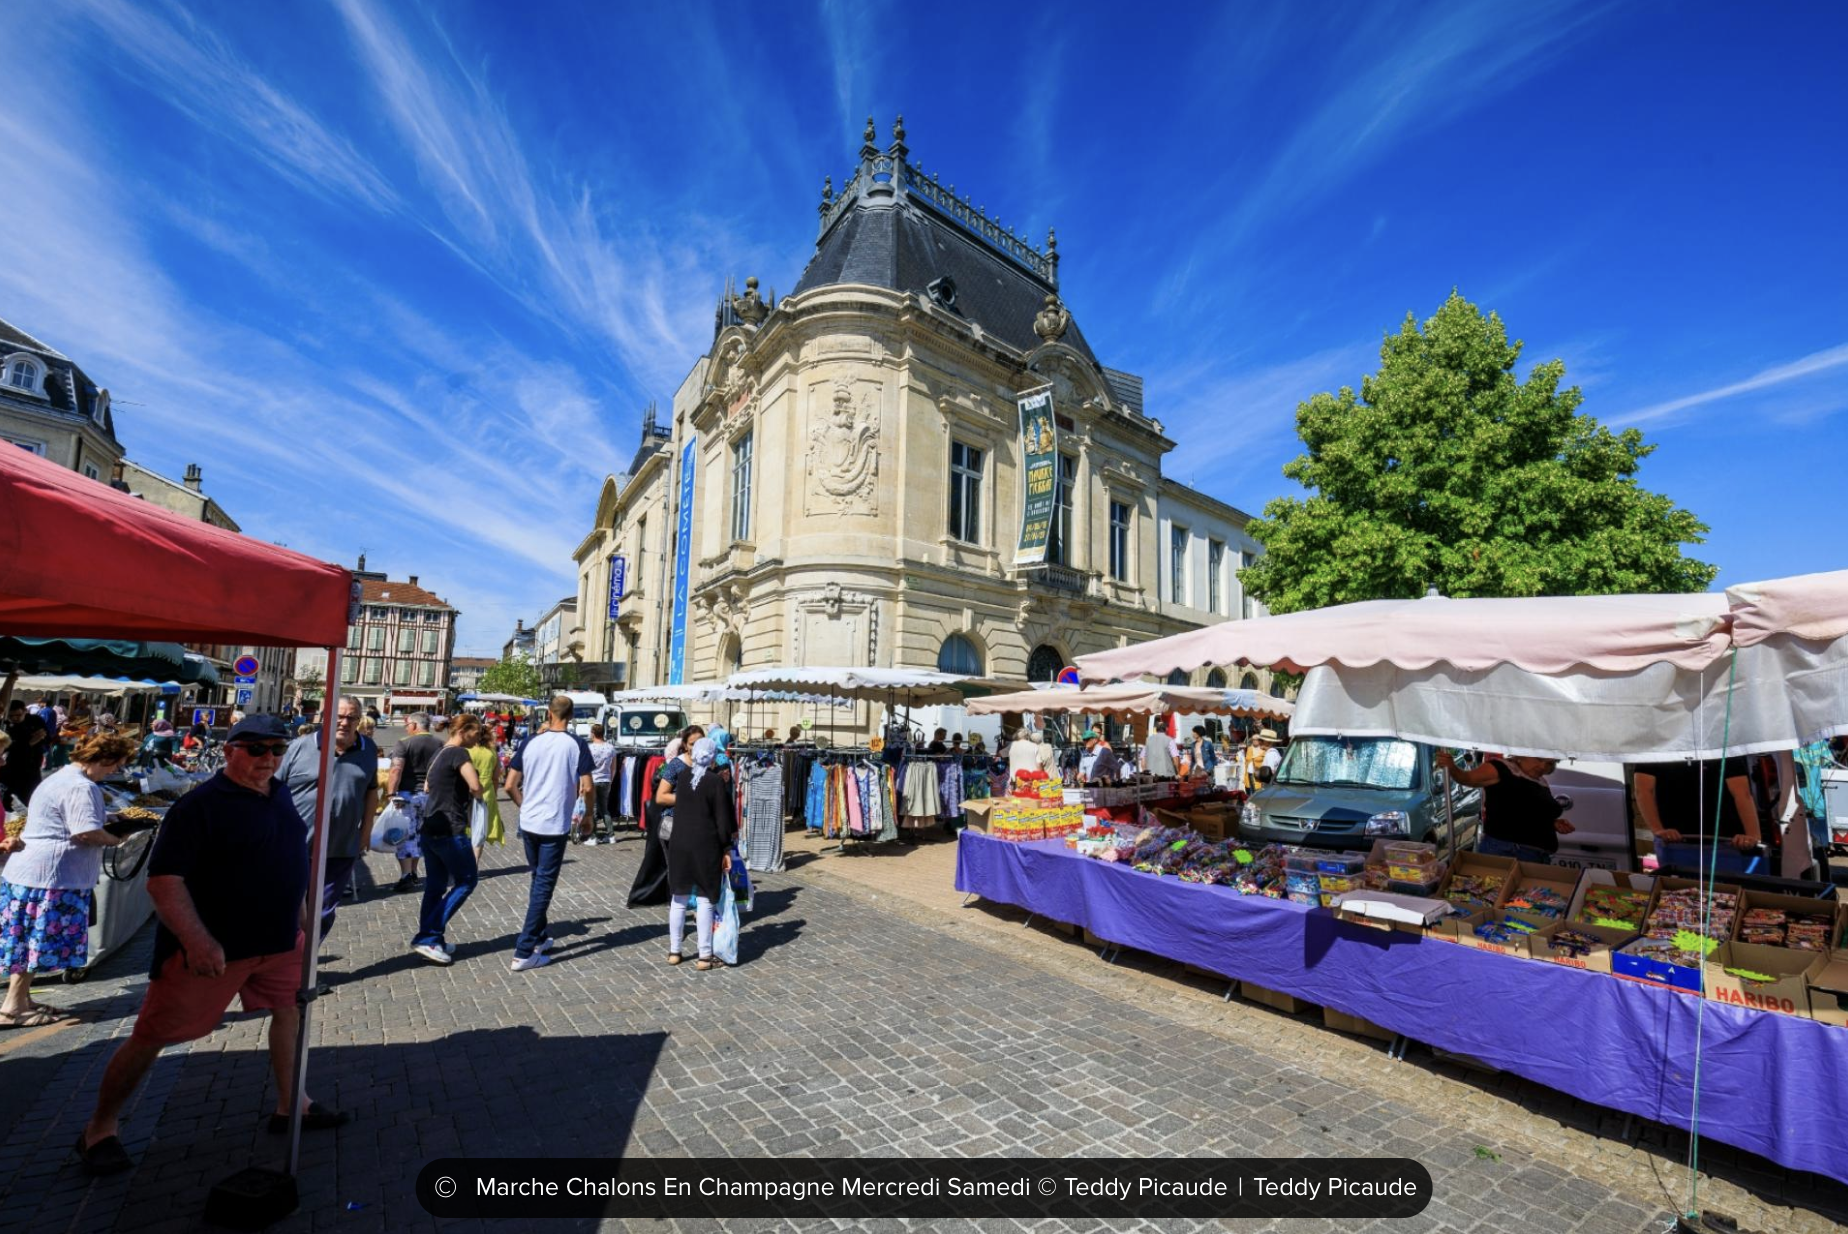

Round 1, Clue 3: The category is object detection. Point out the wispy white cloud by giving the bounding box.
[72,0,400,213]
[1614,343,1848,426]
[819,0,880,139]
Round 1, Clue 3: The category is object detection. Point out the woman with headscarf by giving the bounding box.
[655,737,737,970]
[626,726,702,909]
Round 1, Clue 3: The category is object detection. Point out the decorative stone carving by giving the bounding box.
[1033,294,1071,343]
[805,379,880,515]
[731,276,769,327]
[794,585,878,666]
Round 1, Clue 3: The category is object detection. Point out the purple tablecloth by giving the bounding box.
[956,832,1848,1183]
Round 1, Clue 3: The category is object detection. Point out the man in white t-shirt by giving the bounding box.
[505,696,593,972]
[584,724,618,844]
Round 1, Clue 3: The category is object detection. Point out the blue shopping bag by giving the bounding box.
[712,880,740,967]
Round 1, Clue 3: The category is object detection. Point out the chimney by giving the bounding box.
[408,575,419,587]
[182,463,203,492]
[357,553,367,571]
[516,619,524,632]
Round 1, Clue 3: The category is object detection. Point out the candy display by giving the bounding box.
[1626,936,1709,974]
[1578,886,1652,931]
[1473,917,1539,946]
[1445,873,1506,913]
[1643,886,1738,945]
[1505,886,1570,921]
[1383,842,1441,884]
[1547,928,1606,959]
[988,798,1083,842]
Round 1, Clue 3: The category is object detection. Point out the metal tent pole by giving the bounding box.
[287,646,341,1174]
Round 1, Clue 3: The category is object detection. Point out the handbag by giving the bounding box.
[711,879,740,966]
[469,799,488,847]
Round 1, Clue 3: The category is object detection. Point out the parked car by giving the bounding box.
[1242,735,1480,852]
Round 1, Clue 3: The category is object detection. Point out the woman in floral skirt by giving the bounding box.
[0,732,136,1027]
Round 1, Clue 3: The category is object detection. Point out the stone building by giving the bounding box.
[117,460,238,530]
[574,119,1267,733]
[0,317,123,479]
[449,656,497,695]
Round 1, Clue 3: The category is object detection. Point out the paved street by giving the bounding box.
[0,788,1843,1234]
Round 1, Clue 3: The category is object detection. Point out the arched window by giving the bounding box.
[1165,669,1189,686]
[4,356,44,394]
[1205,668,1227,689]
[1269,678,1287,698]
[1240,672,1259,692]
[1026,644,1064,683]
[937,633,984,676]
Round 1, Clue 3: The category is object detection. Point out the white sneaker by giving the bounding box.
[510,952,552,973]
[413,944,453,965]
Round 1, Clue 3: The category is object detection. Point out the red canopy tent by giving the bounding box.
[0,444,353,1195]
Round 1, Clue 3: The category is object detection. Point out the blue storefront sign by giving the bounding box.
[608,555,626,620]
[668,438,697,684]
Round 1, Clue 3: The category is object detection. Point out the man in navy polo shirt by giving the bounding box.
[74,715,349,1176]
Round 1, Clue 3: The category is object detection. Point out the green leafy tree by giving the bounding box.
[477,653,543,700]
[1239,292,1716,613]
[553,662,581,689]
[294,666,324,703]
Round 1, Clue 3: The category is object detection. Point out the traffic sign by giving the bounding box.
[1057,666,1081,685]
[236,688,255,706]
[192,708,216,728]
[235,675,258,686]
[233,655,260,677]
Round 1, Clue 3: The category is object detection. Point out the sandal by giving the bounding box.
[695,956,725,971]
[73,1131,133,1176]
[666,953,683,966]
[0,1007,65,1029]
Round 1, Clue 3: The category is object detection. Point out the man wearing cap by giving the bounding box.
[1078,729,1123,784]
[75,715,347,1176]
[1242,730,1283,791]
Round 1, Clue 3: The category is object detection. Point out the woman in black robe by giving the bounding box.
[625,728,701,909]
[657,737,736,970]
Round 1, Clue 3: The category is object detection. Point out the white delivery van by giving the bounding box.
[599,702,688,750]
[560,691,609,738]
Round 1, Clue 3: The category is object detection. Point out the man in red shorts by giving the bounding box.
[74,715,349,1175]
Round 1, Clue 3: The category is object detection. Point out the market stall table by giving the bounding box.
[954,830,1848,1184]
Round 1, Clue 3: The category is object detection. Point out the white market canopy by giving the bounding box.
[1074,571,1848,762]
[725,666,969,706]
[967,682,1294,720]
[608,684,730,704]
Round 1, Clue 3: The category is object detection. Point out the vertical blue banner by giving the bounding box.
[668,438,697,684]
[608,555,626,620]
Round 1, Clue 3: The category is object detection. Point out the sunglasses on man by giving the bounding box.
[230,741,291,757]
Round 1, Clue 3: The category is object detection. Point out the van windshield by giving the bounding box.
[572,705,600,720]
[1276,737,1421,790]
[617,708,686,739]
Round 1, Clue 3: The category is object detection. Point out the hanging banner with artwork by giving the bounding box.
[608,555,626,620]
[668,439,697,683]
[1014,386,1058,565]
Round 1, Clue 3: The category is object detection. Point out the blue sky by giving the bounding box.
[3,1,1844,654]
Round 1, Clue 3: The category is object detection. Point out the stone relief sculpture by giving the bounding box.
[805,379,880,515]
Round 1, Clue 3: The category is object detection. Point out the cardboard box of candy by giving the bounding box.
[1730,890,1837,953]
[1705,942,1825,1018]
[1439,909,1528,957]
[1434,853,1519,923]
[1613,936,1707,994]
[1807,955,1848,1028]
[1524,920,1637,974]
[1569,870,1657,933]
[1502,863,1585,932]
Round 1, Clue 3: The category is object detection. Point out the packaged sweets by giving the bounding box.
[1445,873,1505,913]
[1787,918,1831,952]
[1578,886,1652,931]
[1643,887,1737,943]
[1505,886,1570,921]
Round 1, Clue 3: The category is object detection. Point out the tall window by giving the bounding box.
[397,628,415,653]
[363,659,382,685]
[1206,668,1228,688]
[948,441,983,543]
[1240,672,1260,691]
[341,657,357,684]
[346,625,360,650]
[937,634,984,676]
[1048,453,1077,566]
[393,660,411,686]
[730,431,753,542]
[1170,524,1189,606]
[1208,540,1225,614]
[420,661,436,687]
[367,626,384,652]
[1108,501,1130,582]
[422,629,438,655]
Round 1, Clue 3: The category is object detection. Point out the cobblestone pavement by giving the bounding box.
[0,802,1841,1234]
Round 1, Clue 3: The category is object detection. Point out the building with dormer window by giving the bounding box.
[573,119,1271,730]
[0,317,123,480]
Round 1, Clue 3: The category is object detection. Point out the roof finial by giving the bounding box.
[1047,226,1057,253]
[819,174,833,219]
[890,113,907,157]
[863,115,877,145]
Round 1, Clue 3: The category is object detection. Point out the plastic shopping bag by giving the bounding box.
[469,799,489,848]
[711,879,740,967]
[370,799,413,853]
[727,843,753,914]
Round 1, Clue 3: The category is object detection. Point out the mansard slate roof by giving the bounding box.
[792,190,1101,367]
[0,316,117,441]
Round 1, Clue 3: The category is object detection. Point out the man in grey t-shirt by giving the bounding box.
[278,697,378,950]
